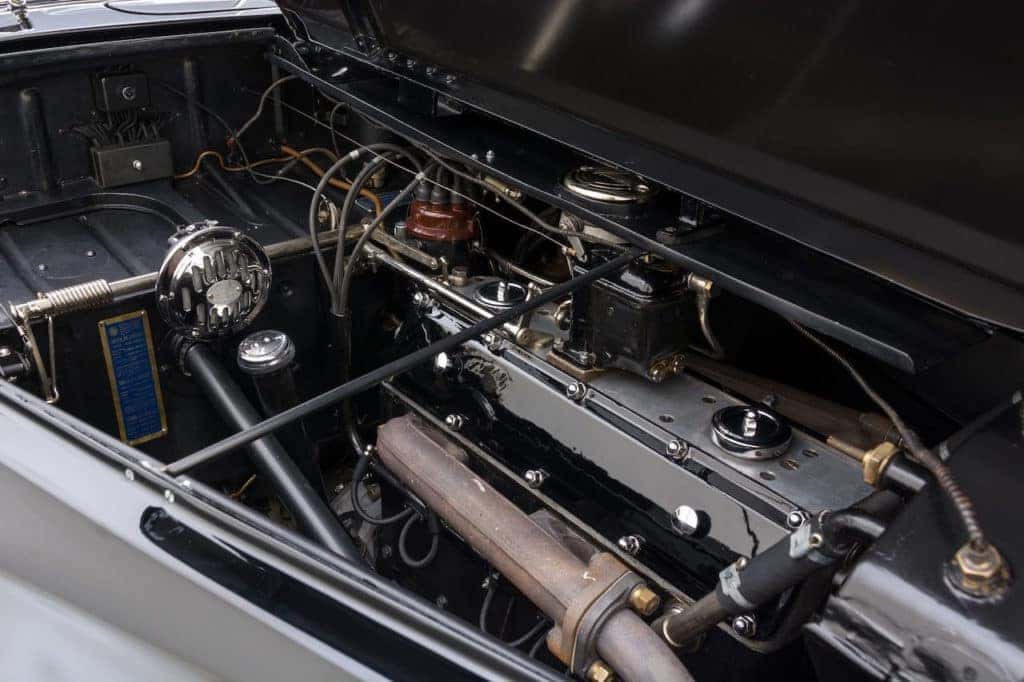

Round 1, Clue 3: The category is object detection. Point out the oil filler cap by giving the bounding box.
[237,330,295,375]
[711,405,792,460]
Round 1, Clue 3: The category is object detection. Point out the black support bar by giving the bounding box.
[184,343,361,562]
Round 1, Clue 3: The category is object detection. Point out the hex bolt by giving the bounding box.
[164,489,175,503]
[617,534,644,556]
[36,263,46,272]
[523,469,547,488]
[412,290,432,309]
[565,381,587,402]
[484,149,496,164]
[786,510,809,529]
[132,159,144,172]
[665,440,687,460]
[627,585,661,617]
[731,614,757,638]
[444,414,465,431]
[586,660,616,682]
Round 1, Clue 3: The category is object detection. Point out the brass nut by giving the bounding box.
[586,660,616,682]
[628,584,661,617]
[951,541,1011,598]
[862,441,899,486]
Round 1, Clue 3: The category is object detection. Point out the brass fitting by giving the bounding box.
[586,660,616,682]
[949,541,1012,599]
[861,441,899,486]
[628,585,662,617]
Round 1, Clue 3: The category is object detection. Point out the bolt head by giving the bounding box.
[731,615,757,638]
[484,150,496,163]
[671,505,705,537]
[665,440,687,460]
[628,585,661,617]
[524,469,547,488]
[132,159,144,172]
[617,534,643,555]
[444,414,464,431]
[586,661,616,682]
[786,510,808,529]
[566,381,586,401]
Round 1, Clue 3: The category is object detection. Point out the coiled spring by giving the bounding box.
[41,279,113,315]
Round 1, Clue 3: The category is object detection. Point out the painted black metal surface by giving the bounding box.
[805,406,1024,680]
[141,506,480,680]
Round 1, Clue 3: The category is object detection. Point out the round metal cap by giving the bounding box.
[237,330,295,375]
[562,165,653,204]
[475,280,527,309]
[711,405,792,460]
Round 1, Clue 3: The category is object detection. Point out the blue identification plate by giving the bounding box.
[98,310,167,445]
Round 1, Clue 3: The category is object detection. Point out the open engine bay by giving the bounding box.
[1,11,1023,682]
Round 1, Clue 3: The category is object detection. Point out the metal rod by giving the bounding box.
[184,343,361,561]
[12,228,441,322]
[163,248,640,475]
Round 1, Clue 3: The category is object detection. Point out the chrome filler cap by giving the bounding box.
[237,330,295,375]
[711,405,792,460]
[562,165,653,204]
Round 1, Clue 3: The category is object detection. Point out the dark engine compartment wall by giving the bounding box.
[0,28,397,467]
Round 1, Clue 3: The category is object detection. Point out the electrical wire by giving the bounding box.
[334,159,429,309]
[173,150,294,180]
[478,584,550,647]
[398,511,440,568]
[789,320,987,550]
[235,74,299,141]
[349,449,413,526]
[280,144,384,215]
[258,93,578,252]
[423,150,629,248]
[529,629,551,658]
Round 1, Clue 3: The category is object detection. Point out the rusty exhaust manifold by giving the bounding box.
[376,415,693,682]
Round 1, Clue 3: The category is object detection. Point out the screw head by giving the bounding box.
[786,510,809,529]
[566,381,587,401]
[164,489,175,503]
[671,505,706,537]
[85,249,96,257]
[617,534,644,556]
[731,615,757,638]
[124,468,135,481]
[484,149,496,164]
[412,291,432,309]
[524,469,547,488]
[665,440,687,460]
[132,159,144,172]
[36,263,46,272]
[121,85,137,101]
[444,414,464,431]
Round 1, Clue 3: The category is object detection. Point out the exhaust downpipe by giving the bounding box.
[376,415,693,682]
